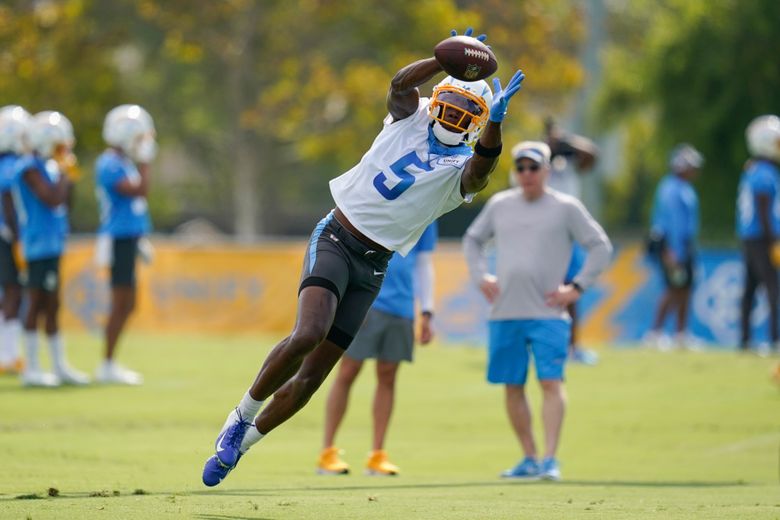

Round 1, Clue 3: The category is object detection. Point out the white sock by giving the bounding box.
[239,423,265,453]
[6,318,21,361]
[47,333,66,373]
[237,391,264,419]
[23,330,40,372]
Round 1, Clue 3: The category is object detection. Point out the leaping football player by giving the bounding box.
[202,28,526,486]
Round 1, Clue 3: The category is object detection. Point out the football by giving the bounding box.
[434,36,498,82]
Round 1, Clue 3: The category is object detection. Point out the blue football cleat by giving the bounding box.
[202,453,241,487]
[214,408,253,467]
[500,456,539,479]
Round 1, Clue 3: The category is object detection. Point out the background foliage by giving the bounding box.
[1,0,778,240]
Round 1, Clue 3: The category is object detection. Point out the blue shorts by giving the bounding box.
[487,319,571,385]
[564,243,586,284]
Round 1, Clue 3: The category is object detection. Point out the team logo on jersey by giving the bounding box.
[436,155,468,168]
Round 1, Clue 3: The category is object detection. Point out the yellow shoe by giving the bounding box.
[317,446,350,475]
[365,450,399,476]
[0,358,24,376]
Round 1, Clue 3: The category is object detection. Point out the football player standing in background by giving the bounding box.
[202,28,526,486]
[737,115,780,354]
[543,118,600,365]
[463,141,612,481]
[0,106,29,374]
[317,222,437,477]
[13,111,89,387]
[644,144,703,350]
[94,105,156,385]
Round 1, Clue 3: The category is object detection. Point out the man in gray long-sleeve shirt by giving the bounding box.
[463,140,612,481]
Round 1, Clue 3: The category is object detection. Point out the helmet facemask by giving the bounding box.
[429,84,490,146]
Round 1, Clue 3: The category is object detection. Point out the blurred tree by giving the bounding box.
[1,0,587,237]
[0,0,180,231]
[128,0,586,237]
[596,0,780,239]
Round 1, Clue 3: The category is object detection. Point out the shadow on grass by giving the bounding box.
[192,513,273,520]
[189,478,752,495]
[0,478,752,503]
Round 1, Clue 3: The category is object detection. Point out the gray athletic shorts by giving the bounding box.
[345,308,414,363]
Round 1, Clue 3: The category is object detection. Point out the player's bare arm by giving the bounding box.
[23,169,70,207]
[461,70,526,195]
[387,58,444,122]
[115,163,150,197]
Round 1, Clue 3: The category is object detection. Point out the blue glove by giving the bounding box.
[450,27,487,42]
[489,70,526,123]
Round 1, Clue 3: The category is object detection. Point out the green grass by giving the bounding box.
[0,332,778,519]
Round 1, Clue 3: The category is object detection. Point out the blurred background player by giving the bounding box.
[12,111,88,387]
[644,144,704,350]
[201,28,526,487]
[93,104,156,385]
[543,117,600,365]
[0,106,29,374]
[737,115,780,355]
[463,141,612,481]
[317,222,437,477]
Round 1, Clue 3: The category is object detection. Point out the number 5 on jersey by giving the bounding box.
[373,151,433,200]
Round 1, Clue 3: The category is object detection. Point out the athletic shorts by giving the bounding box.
[564,243,586,284]
[26,256,60,293]
[299,211,392,349]
[111,237,139,288]
[0,236,20,286]
[487,319,570,385]
[345,308,414,363]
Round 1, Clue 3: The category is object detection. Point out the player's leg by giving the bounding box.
[504,384,536,459]
[43,257,88,385]
[318,354,363,475]
[252,269,387,441]
[530,319,570,481]
[753,242,780,349]
[366,311,413,475]
[0,237,23,373]
[20,260,58,387]
[740,242,760,350]
[98,237,142,384]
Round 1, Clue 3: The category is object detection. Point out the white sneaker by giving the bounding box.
[95,362,143,385]
[675,333,705,352]
[21,369,61,387]
[55,365,91,385]
[642,330,673,351]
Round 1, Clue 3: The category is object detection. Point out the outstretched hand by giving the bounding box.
[450,27,487,42]
[489,70,526,123]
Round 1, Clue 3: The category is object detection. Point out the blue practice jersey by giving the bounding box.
[372,221,438,320]
[95,149,151,238]
[650,173,699,262]
[0,153,21,230]
[12,155,68,261]
[736,159,780,239]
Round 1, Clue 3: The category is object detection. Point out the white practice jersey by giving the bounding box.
[330,98,473,256]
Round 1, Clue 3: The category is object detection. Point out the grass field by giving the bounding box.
[0,332,778,519]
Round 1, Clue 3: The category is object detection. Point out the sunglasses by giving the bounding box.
[515,163,540,173]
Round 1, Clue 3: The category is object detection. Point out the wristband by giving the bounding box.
[474,141,503,158]
[571,282,584,294]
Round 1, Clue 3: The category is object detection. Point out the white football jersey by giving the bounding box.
[330,98,473,256]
